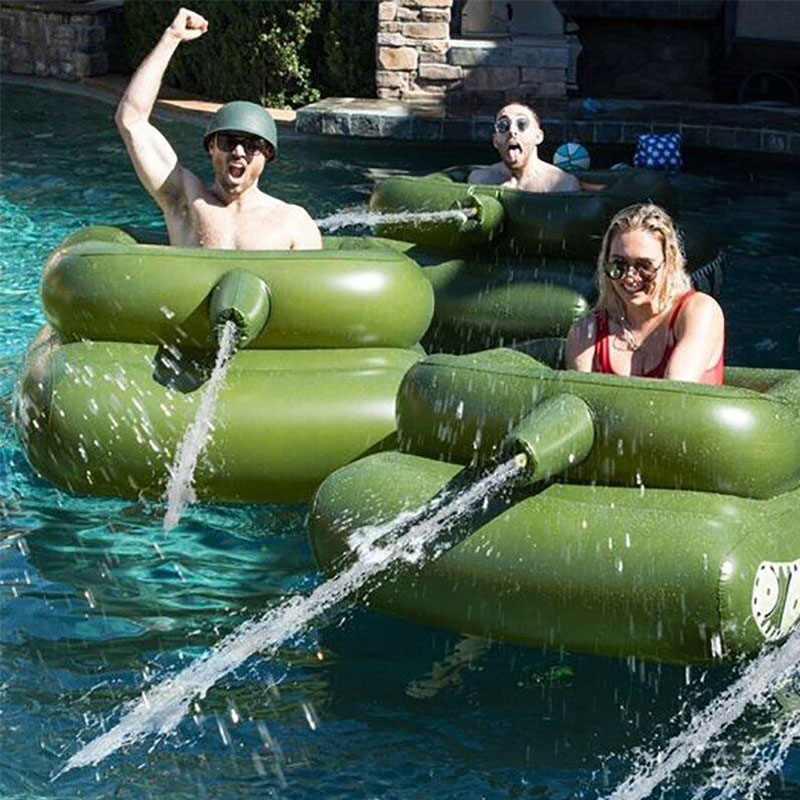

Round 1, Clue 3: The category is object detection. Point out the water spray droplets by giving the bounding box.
[58,458,524,775]
[604,628,800,799]
[314,207,472,233]
[162,320,238,531]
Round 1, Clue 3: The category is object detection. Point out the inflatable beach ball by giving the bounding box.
[553,142,590,172]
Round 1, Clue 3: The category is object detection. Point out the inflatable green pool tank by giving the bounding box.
[16,227,434,503]
[368,167,725,352]
[370,166,672,258]
[310,349,800,664]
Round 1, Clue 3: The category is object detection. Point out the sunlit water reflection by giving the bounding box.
[61,458,524,775]
[1,81,798,799]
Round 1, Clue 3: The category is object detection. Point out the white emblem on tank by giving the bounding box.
[751,558,800,641]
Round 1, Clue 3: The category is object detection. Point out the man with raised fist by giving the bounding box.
[116,8,321,250]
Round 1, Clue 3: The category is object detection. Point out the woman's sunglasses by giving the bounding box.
[604,257,663,281]
[215,132,270,157]
[494,115,532,135]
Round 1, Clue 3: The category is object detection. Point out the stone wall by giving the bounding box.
[570,17,719,102]
[555,1,725,102]
[376,0,569,113]
[376,0,456,111]
[0,1,120,81]
[447,38,570,113]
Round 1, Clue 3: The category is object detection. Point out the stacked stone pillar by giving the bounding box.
[1,1,119,81]
[376,0,570,113]
[376,0,459,111]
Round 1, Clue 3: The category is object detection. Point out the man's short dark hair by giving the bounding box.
[497,101,541,128]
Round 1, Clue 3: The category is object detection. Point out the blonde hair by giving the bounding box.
[595,203,691,315]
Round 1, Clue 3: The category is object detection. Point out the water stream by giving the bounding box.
[58,457,525,776]
[163,320,238,531]
[605,627,800,799]
[314,207,472,232]
[690,707,800,799]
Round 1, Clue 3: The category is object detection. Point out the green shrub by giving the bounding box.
[313,1,378,98]
[122,0,377,108]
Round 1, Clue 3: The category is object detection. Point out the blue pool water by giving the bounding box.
[1,81,799,799]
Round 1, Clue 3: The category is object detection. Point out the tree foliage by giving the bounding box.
[311,0,378,98]
[122,0,377,108]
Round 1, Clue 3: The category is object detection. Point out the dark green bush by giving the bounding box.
[122,0,377,108]
[311,1,378,98]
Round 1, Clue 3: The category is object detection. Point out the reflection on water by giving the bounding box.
[60,459,524,775]
[1,82,799,799]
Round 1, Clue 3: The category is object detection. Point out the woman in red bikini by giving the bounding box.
[565,203,725,384]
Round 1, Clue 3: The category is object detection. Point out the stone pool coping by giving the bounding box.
[297,96,800,157]
[1,73,299,134]
[4,73,798,158]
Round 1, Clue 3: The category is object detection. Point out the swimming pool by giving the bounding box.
[1,81,798,799]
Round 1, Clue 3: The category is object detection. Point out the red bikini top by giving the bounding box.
[592,290,724,384]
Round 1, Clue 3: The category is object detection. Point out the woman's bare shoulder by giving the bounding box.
[565,311,597,370]
[678,291,724,327]
[568,310,597,341]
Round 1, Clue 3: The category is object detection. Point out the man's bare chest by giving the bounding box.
[184,200,295,250]
[500,172,555,193]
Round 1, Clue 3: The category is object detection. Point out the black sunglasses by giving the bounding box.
[215,132,270,157]
[494,115,532,135]
[604,257,663,281]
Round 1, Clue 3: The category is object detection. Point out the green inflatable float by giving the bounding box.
[369,166,725,352]
[310,348,800,664]
[15,227,434,503]
[370,165,672,258]
[119,226,597,352]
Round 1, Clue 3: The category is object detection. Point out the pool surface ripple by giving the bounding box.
[1,83,798,799]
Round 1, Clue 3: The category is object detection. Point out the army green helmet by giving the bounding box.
[203,101,278,162]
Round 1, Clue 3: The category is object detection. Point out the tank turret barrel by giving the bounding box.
[208,268,271,349]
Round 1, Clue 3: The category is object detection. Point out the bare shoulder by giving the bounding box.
[567,312,596,348]
[284,201,314,222]
[686,290,723,314]
[565,312,596,371]
[666,291,725,380]
[679,291,724,328]
[282,201,322,250]
[468,164,504,185]
[279,200,317,229]
[544,163,580,192]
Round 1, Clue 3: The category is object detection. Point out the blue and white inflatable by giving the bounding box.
[553,141,591,172]
[634,133,682,173]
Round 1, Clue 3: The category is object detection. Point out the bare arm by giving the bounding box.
[565,314,596,372]
[289,207,323,250]
[468,164,505,185]
[557,171,581,193]
[664,293,725,382]
[115,8,208,210]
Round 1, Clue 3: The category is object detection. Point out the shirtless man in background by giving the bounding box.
[469,103,580,193]
[116,7,321,250]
